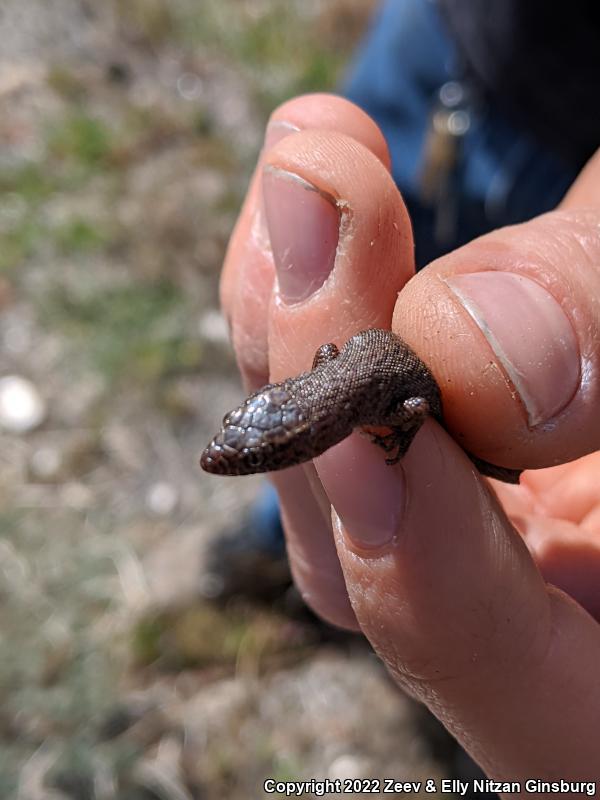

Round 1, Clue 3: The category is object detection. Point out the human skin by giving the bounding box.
[217,93,600,789]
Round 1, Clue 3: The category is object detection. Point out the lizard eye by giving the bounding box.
[244,450,264,468]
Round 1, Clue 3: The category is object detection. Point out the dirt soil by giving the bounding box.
[0,1,460,797]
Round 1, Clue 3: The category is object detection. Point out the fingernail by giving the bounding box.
[314,433,405,551]
[446,271,580,426]
[263,120,300,151]
[262,165,340,304]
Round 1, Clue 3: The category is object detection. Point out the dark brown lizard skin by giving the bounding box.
[200,329,522,483]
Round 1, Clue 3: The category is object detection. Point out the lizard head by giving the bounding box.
[200,381,350,476]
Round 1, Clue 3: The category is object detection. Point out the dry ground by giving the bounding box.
[0,2,457,797]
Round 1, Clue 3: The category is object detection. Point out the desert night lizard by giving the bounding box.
[200,328,522,483]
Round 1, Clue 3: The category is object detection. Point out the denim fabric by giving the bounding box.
[342,0,579,267]
[250,481,286,555]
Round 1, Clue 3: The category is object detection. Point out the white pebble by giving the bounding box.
[198,309,229,343]
[146,481,178,516]
[30,446,62,479]
[176,72,204,101]
[0,375,46,433]
[61,482,94,510]
[328,754,368,781]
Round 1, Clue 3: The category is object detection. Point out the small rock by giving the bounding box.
[61,482,94,510]
[146,481,178,516]
[142,526,204,608]
[3,315,33,354]
[176,72,203,101]
[29,446,62,481]
[328,753,370,781]
[198,309,229,344]
[28,430,99,483]
[0,375,46,433]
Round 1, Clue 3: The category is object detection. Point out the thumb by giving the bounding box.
[392,205,600,472]
[392,148,600,473]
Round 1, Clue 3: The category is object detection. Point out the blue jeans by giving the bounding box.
[253,0,579,548]
[343,0,578,268]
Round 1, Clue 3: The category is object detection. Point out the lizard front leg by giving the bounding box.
[370,397,432,465]
[311,342,340,369]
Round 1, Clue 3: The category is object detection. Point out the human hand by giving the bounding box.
[219,93,600,782]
